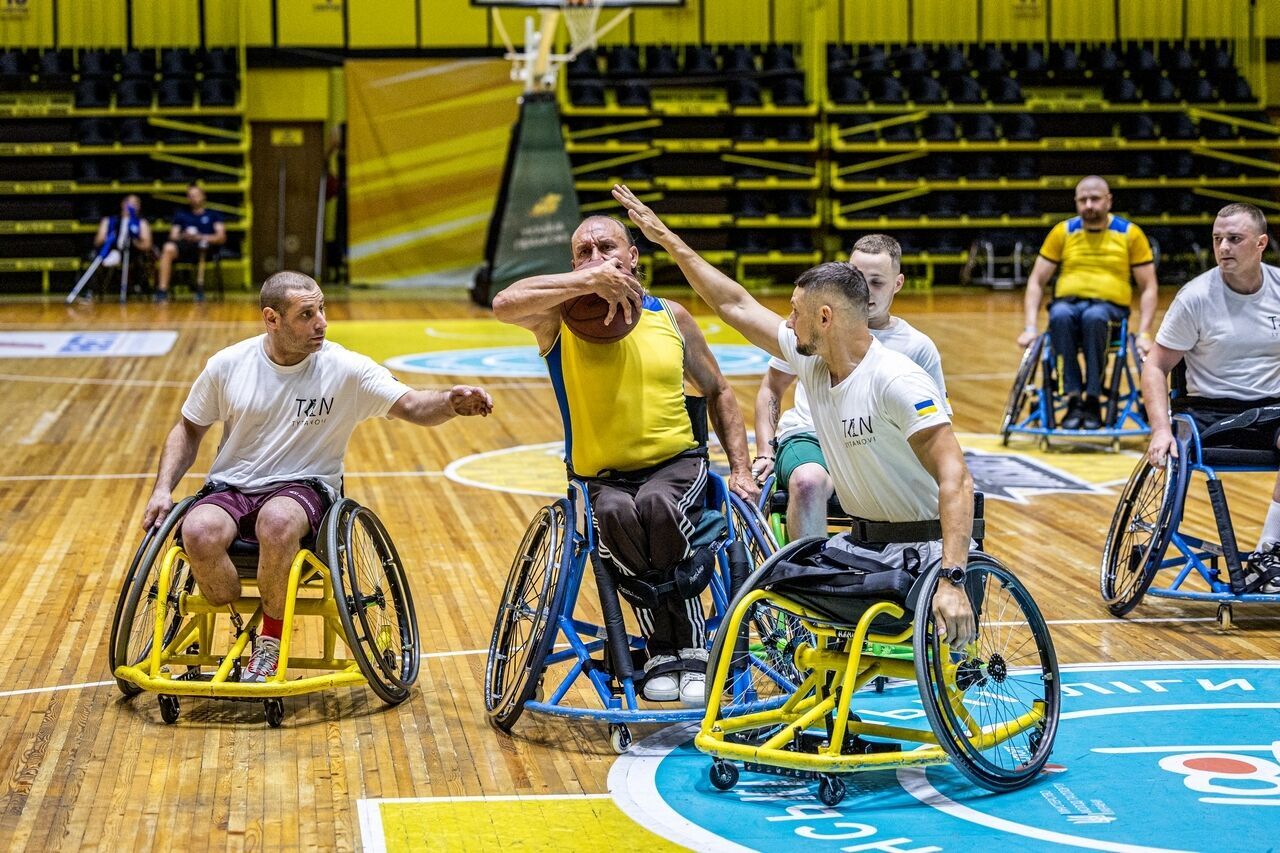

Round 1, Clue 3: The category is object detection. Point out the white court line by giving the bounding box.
[0,680,114,699]
[0,470,449,482]
[1094,744,1279,753]
[0,372,193,388]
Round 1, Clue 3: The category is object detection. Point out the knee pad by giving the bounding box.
[614,546,715,610]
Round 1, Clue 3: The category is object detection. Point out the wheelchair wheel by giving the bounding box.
[1100,455,1181,616]
[728,494,777,573]
[914,556,1060,793]
[705,537,823,722]
[1000,334,1044,444]
[485,500,573,732]
[327,499,420,705]
[108,497,198,697]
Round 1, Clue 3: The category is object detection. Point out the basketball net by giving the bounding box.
[493,0,631,93]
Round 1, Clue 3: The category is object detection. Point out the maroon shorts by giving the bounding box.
[189,482,328,542]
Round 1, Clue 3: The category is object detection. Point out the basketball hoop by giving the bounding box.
[493,0,630,93]
[560,0,604,58]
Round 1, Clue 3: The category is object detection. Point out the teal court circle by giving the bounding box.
[609,662,1280,853]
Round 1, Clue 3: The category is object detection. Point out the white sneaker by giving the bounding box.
[1245,544,1280,594]
[244,635,280,683]
[678,647,708,707]
[643,654,679,701]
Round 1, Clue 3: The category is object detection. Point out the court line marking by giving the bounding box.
[357,794,615,853]
[10,652,1280,702]
[0,471,449,482]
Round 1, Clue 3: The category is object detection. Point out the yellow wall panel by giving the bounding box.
[840,0,908,43]
[632,3,701,44]
[205,0,247,46]
[1263,0,1280,39]
[1050,0,1113,41]
[421,0,489,47]
[1118,0,1181,40]
[703,0,770,42]
[915,0,977,42]
[980,0,1046,41]
[246,68,331,120]
[132,0,201,46]
[1185,0,1249,39]
[349,0,415,47]
[774,0,832,43]
[56,0,127,47]
[0,0,55,47]
[243,0,273,46]
[276,0,344,47]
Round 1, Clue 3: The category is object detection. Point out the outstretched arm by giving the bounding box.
[492,260,645,350]
[672,303,759,504]
[613,184,784,357]
[142,417,211,529]
[908,423,977,647]
[388,385,493,427]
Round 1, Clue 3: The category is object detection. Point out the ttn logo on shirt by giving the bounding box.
[294,397,334,424]
[842,415,874,438]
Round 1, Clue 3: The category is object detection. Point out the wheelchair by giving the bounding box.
[1101,409,1280,629]
[108,489,420,726]
[695,511,1060,807]
[484,400,778,753]
[1001,318,1149,449]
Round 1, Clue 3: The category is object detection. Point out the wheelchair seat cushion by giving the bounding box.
[757,537,928,629]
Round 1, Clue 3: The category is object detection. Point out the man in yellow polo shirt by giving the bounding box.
[1016,176,1159,430]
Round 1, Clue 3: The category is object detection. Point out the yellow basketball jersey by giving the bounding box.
[543,295,697,477]
[1038,214,1153,305]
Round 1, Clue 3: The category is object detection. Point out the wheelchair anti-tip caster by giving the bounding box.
[609,724,632,754]
[709,759,739,791]
[817,773,847,807]
[158,694,180,725]
[1217,603,1233,630]
[264,698,285,728]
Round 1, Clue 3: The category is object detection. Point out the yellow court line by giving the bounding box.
[364,796,690,853]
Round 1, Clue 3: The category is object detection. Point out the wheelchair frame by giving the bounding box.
[1001,320,1149,449]
[1101,412,1280,628]
[109,494,420,726]
[484,470,777,752]
[695,538,1059,806]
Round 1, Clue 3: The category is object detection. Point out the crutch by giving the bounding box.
[66,245,109,304]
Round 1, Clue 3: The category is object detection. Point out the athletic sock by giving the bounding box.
[260,614,283,640]
[1258,500,1280,552]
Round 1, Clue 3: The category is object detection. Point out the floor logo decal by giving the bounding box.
[609,662,1280,852]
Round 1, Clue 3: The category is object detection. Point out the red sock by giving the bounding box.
[261,615,283,640]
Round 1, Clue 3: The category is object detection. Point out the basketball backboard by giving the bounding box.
[471,1,683,6]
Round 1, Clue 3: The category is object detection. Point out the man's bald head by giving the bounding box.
[1074,175,1113,227]
[260,271,320,314]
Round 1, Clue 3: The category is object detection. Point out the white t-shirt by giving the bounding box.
[777,323,951,522]
[1155,264,1280,399]
[182,336,412,496]
[769,316,950,444]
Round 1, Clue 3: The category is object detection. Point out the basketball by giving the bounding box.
[560,260,642,344]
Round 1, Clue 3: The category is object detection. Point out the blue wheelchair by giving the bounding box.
[1001,319,1149,449]
[1101,409,1280,628]
[484,399,777,752]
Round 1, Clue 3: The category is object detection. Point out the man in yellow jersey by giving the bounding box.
[493,216,758,706]
[1016,176,1159,430]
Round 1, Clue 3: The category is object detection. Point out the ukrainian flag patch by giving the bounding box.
[914,399,938,416]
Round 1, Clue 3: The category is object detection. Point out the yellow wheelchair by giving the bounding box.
[695,522,1060,807]
[108,490,420,726]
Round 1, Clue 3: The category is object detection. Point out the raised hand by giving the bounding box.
[611,184,672,245]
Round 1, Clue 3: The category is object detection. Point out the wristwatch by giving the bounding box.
[938,565,966,586]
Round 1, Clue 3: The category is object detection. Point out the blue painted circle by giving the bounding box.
[385,345,772,377]
[622,663,1280,852]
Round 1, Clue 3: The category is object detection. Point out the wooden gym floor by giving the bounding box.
[0,287,1276,851]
